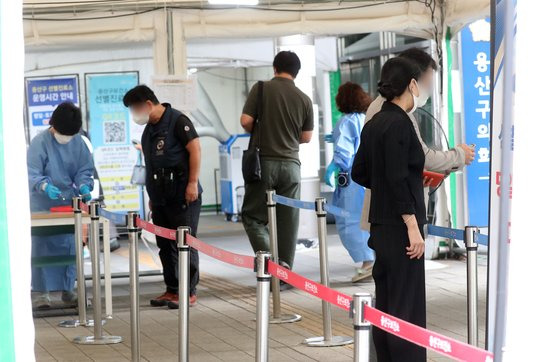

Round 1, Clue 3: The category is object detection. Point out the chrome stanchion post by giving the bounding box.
[352,293,372,362]
[266,190,301,324]
[74,201,122,345]
[465,226,479,347]
[305,198,353,347]
[101,215,113,319]
[60,197,94,328]
[177,226,191,362]
[128,212,141,362]
[255,251,271,362]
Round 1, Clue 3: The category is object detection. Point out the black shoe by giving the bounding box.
[280,280,293,291]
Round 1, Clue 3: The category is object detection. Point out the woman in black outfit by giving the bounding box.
[352,57,427,362]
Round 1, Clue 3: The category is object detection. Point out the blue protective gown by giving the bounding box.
[332,113,374,263]
[28,129,94,292]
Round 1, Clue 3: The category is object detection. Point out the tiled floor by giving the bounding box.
[34,215,487,361]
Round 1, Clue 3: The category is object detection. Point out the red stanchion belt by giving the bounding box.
[363,306,493,362]
[135,218,177,241]
[267,261,352,311]
[187,234,255,270]
[128,216,492,361]
[268,260,493,362]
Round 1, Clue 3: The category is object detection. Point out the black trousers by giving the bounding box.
[152,197,201,296]
[369,224,426,362]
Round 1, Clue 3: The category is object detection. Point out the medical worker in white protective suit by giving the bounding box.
[27,102,94,309]
[325,82,375,282]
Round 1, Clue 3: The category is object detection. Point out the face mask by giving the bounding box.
[417,83,431,108]
[132,112,150,125]
[409,80,420,114]
[54,133,73,144]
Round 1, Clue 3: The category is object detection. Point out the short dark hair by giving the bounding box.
[49,102,82,136]
[335,82,372,114]
[273,51,302,78]
[123,85,159,107]
[398,47,438,72]
[378,57,422,102]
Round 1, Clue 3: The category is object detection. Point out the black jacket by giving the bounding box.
[352,101,427,226]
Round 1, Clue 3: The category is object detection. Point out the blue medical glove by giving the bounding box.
[324,162,339,187]
[324,133,333,143]
[79,185,92,202]
[44,184,62,200]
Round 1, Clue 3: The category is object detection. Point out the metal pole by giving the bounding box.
[128,212,141,362]
[465,226,479,347]
[255,251,271,362]
[74,201,122,345]
[177,226,191,362]
[266,190,301,324]
[101,216,113,319]
[59,197,95,328]
[493,0,516,358]
[91,202,104,339]
[352,293,372,362]
[214,168,220,215]
[305,198,353,347]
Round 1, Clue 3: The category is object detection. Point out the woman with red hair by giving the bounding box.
[325,82,375,282]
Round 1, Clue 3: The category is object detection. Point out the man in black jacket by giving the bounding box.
[123,85,202,308]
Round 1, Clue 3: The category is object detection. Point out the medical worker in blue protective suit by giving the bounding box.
[325,83,375,282]
[27,102,94,309]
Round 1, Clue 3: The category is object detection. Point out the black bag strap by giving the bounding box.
[248,81,264,150]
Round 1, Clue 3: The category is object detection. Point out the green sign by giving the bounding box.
[329,71,343,126]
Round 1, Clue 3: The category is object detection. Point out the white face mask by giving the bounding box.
[54,133,73,144]
[409,80,420,114]
[132,112,150,126]
[416,83,431,108]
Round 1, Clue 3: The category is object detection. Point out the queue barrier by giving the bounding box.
[266,191,302,325]
[271,193,487,350]
[268,260,493,362]
[60,199,125,329]
[427,224,489,246]
[98,207,127,225]
[272,193,489,246]
[69,197,494,362]
[272,194,315,211]
[272,190,352,346]
[73,200,122,345]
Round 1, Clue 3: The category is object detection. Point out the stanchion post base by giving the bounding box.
[73,335,123,345]
[269,313,302,324]
[58,319,105,328]
[304,335,353,347]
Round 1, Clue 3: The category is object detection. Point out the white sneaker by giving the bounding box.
[351,264,374,283]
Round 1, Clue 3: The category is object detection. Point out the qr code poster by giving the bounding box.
[103,120,127,144]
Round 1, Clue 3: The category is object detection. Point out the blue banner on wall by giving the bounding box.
[25,75,79,140]
[461,19,491,227]
[86,72,142,214]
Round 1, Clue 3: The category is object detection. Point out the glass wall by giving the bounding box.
[338,33,442,222]
[338,33,440,150]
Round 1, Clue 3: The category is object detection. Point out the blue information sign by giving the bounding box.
[461,19,491,227]
[25,75,79,140]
